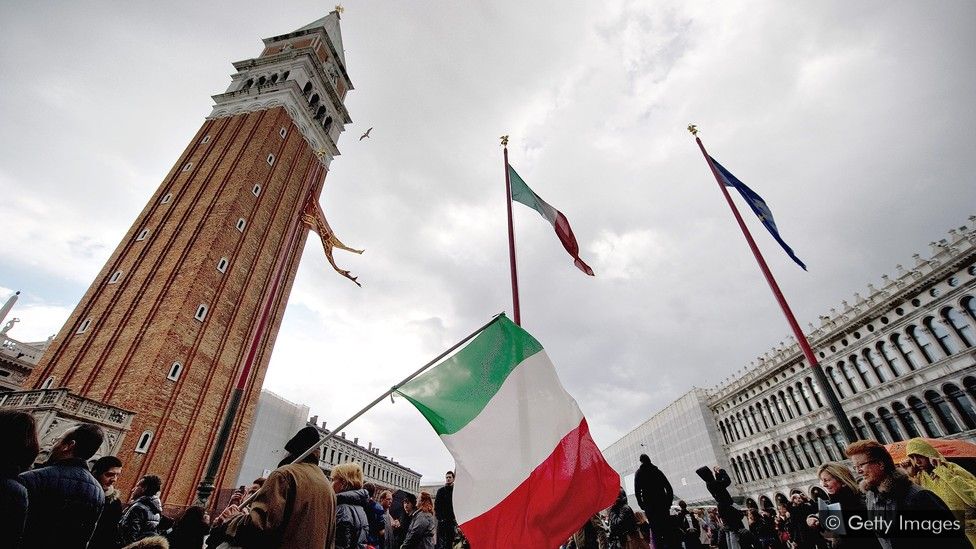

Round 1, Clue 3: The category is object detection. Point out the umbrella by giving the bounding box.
[886,438,976,462]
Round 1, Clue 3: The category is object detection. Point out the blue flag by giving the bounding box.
[710,157,807,270]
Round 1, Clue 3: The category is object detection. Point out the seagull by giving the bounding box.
[359,127,372,140]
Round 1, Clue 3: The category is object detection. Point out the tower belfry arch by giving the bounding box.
[27,10,355,507]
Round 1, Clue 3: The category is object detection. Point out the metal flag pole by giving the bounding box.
[234,313,504,509]
[689,125,857,443]
[501,135,521,325]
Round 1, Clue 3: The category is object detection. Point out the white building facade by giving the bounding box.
[603,217,976,511]
[710,217,976,509]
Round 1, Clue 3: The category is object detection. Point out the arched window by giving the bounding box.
[270,73,278,84]
[944,307,975,347]
[41,376,55,389]
[864,413,888,443]
[797,383,813,412]
[878,342,906,377]
[797,437,815,468]
[943,383,976,429]
[851,416,870,440]
[315,106,327,120]
[257,76,266,86]
[757,451,770,478]
[787,388,803,416]
[744,455,756,481]
[851,355,874,389]
[826,367,847,398]
[135,430,153,453]
[309,93,320,108]
[780,441,796,472]
[302,81,313,96]
[779,391,795,419]
[893,334,922,370]
[864,349,891,383]
[816,429,836,461]
[244,78,254,89]
[772,445,786,474]
[765,448,778,476]
[732,459,743,484]
[907,326,938,363]
[925,316,958,355]
[827,425,846,457]
[925,390,962,435]
[324,116,333,133]
[167,361,183,381]
[772,395,786,422]
[806,433,825,463]
[788,439,805,470]
[748,407,759,433]
[720,422,729,445]
[892,402,921,438]
[807,378,825,408]
[281,71,290,80]
[963,296,976,322]
[878,407,903,442]
[839,361,860,394]
[964,377,976,408]
[758,404,770,429]
[908,396,942,437]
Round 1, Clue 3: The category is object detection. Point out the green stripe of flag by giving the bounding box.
[509,166,558,224]
[396,315,543,435]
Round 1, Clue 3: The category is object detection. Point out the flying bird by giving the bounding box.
[360,127,372,140]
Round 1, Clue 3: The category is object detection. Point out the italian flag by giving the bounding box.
[397,315,619,548]
[509,165,595,276]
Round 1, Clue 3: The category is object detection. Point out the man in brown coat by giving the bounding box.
[220,426,336,548]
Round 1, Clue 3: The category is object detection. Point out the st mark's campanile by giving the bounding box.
[29,11,352,506]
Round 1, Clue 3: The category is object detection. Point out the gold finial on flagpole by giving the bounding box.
[500,135,509,147]
[687,124,699,136]
[335,4,345,14]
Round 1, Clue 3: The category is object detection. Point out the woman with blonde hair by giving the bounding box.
[817,462,880,549]
[332,463,369,549]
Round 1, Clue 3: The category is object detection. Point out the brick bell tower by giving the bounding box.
[28,11,353,506]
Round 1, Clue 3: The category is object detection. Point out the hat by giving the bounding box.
[906,438,942,460]
[285,426,321,455]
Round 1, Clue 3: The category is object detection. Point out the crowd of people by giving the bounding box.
[1,414,462,549]
[567,441,975,549]
[6,406,976,549]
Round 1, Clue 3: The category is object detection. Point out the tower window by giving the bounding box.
[167,362,183,381]
[266,154,275,166]
[281,70,290,80]
[194,304,208,321]
[77,318,92,334]
[217,257,228,273]
[109,270,123,284]
[135,431,153,453]
[41,376,55,389]
[236,218,246,232]
[252,184,261,197]
[137,228,150,241]
[182,162,192,172]
[161,193,172,204]
[279,128,287,138]
[202,135,211,144]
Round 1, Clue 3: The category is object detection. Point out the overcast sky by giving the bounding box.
[2,1,975,483]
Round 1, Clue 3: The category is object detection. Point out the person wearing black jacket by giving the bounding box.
[89,455,125,549]
[635,454,674,549]
[434,470,456,549]
[18,423,106,549]
[697,465,746,549]
[0,410,40,549]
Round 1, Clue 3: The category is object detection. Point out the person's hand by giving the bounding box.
[392,519,401,528]
[215,504,243,526]
[229,490,244,506]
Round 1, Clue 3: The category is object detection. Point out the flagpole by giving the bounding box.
[234,313,505,509]
[501,135,521,325]
[690,126,856,444]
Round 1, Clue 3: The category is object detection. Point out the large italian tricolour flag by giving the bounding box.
[397,315,620,548]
